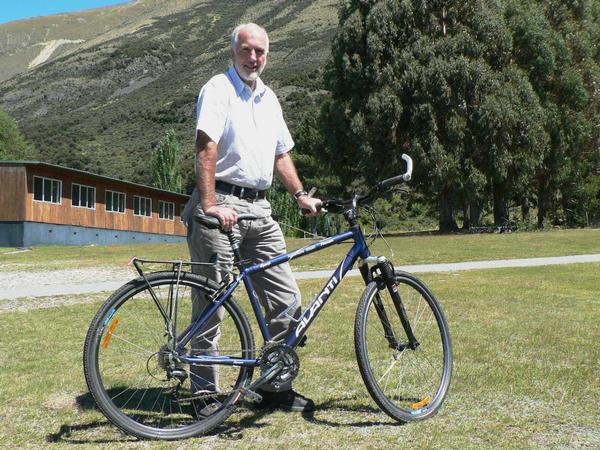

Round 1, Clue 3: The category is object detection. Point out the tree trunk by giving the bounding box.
[462,201,471,230]
[470,202,483,227]
[537,180,551,229]
[493,182,509,225]
[521,196,530,223]
[439,187,459,232]
[462,200,484,229]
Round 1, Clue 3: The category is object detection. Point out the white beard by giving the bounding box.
[235,62,266,83]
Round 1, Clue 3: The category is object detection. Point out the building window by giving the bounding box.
[180,204,186,222]
[159,201,175,220]
[134,195,152,217]
[72,183,96,209]
[106,190,126,213]
[33,176,62,204]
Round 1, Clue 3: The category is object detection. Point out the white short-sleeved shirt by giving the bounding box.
[195,66,294,190]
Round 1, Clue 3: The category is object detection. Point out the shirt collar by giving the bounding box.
[227,66,266,97]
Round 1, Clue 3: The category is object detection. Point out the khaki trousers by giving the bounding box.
[185,189,301,392]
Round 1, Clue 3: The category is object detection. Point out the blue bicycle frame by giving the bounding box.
[177,224,372,368]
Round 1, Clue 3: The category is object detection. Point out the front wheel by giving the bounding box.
[354,271,452,422]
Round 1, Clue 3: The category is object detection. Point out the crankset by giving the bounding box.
[259,342,300,390]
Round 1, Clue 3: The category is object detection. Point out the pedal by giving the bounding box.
[298,335,308,347]
[239,386,263,403]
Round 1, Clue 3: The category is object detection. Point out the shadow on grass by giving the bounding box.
[46,391,272,444]
[301,395,402,428]
[239,394,399,428]
[45,392,133,444]
[46,420,137,445]
[47,391,397,444]
[75,391,97,410]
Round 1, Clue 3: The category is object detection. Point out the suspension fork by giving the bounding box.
[378,259,420,350]
[360,258,400,349]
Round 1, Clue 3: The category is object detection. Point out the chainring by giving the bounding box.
[259,342,300,390]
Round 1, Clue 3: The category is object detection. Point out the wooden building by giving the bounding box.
[0,161,190,247]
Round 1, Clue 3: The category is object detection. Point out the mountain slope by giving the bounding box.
[0,0,338,186]
[0,0,207,82]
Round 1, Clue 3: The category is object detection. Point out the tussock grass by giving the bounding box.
[1,261,598,448]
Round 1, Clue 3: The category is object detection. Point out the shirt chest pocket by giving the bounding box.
[251,102,278,150]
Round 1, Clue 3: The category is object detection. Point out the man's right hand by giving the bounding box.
[203,205,238,231]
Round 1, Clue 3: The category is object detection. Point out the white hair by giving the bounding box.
[230,23,269,52]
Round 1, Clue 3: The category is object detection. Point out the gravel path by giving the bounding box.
[0,267,134,313]
[2,254,599,312]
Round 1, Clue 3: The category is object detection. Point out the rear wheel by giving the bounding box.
[355,271,452,422]
[83,271,254,440]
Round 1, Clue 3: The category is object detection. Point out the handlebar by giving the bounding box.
[378,154,413,188]
[317,153,413,215]
[198,154,414,225]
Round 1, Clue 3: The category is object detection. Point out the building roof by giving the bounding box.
[0,160,190,198]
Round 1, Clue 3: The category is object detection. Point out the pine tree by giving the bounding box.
[151,129,183,193]
[506,0,600,227]
[0,110,35,160]
[323,0,548,231]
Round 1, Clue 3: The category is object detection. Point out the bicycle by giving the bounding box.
[83,154,453,440]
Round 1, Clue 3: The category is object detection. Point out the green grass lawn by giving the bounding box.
[1,228,599,272]
[1,261,598,447]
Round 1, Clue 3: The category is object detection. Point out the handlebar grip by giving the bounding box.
[402,153,413,181]
[379,154,413,188]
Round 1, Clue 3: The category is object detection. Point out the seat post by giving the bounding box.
[225,230,244,266]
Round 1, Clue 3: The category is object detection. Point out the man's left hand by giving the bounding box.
[297,195,322,217]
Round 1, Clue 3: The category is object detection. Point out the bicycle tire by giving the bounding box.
[354,270,452,422]
[83,271,255,440]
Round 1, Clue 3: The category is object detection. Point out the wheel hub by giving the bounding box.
[153,345,188,382]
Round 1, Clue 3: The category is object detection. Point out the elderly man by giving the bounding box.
[185,23,320,413]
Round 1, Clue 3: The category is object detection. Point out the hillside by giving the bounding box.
[0,0,338,187]
[0,1,203,83]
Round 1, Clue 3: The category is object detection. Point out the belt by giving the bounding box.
[215,180,267,200]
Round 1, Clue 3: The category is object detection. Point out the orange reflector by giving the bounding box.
[102,318,120,349]
[411,395,431,410]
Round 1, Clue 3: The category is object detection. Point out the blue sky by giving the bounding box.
[0,1,130,25]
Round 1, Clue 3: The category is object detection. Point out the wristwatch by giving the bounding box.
[294,190,308,200]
